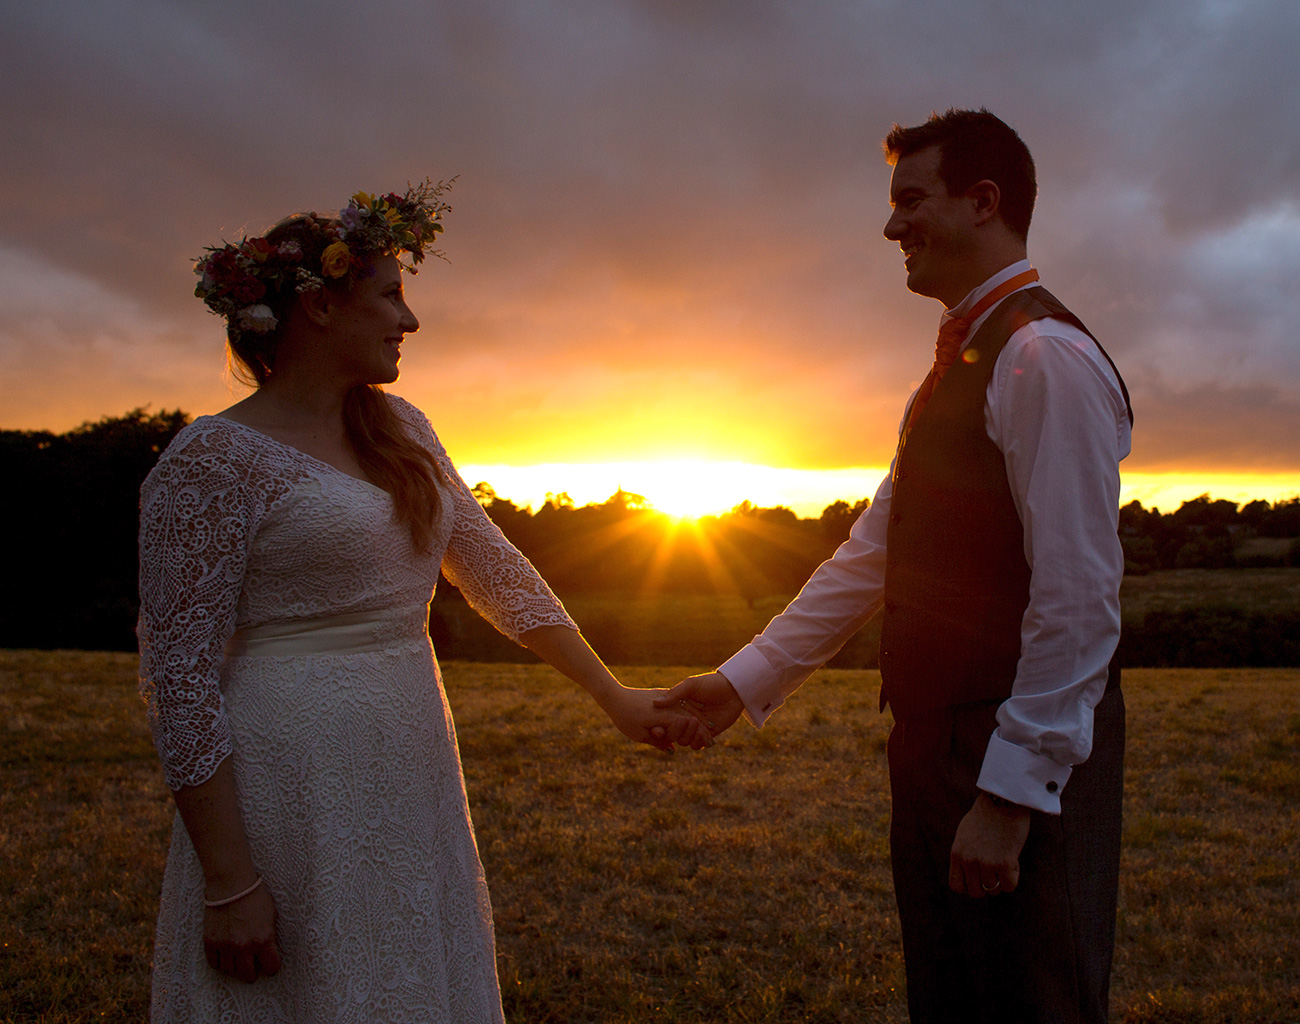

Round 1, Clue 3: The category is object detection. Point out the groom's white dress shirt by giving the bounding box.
[720,260,1132,814]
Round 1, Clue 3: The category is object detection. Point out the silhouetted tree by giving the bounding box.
[1,408,190,650]
[1265,498,1300,538]
[819,498,871,547]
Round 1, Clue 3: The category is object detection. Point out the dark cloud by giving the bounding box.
[1136,380,1300,471]
[1,0,1296,482]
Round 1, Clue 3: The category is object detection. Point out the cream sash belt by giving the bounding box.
[227,604,430,657]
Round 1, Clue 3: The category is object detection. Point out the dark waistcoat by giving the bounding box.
[878,287,1131,718]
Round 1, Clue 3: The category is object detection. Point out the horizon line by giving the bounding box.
[458,460,1300,520]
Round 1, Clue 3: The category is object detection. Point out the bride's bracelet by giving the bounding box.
[204,876,264,908]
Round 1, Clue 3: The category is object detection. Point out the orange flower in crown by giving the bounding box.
[320,241,353,279]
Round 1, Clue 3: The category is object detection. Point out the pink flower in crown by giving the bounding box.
[244,237,274,261]
[277,240,302,259]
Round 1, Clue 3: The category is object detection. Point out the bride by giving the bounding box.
[137,181,710,1022]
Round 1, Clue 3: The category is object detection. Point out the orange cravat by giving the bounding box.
[901,268,1040,443]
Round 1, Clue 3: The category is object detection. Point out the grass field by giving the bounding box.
[1118,567,1300,617]
[2,650,1298,1023]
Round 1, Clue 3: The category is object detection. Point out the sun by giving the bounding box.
[456,459,896,519]
[615,460,757,519]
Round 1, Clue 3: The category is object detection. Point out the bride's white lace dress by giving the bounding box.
[138,394,574,1023]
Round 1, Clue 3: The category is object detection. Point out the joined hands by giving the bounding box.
[604,683,715,752]
[652,671,746,744]
[605,672,746,753]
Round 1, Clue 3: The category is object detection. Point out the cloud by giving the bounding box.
[1135,380,1300,471]
[1,0,1297,477]
[0,246,230,430]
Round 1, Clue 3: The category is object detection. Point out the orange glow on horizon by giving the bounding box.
[459,460,1300,520]
[459,460,892,519]
[1117,471,1300,515]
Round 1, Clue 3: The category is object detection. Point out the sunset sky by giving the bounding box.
[3,0,1298,516]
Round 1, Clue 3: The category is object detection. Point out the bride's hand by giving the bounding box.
[602,685,714,752]
[203,881,282,984]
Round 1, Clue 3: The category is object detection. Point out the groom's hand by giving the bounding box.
[654,671,745,740]
[948,791,1031,898]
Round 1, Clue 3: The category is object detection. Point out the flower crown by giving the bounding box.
[194,178,453,339]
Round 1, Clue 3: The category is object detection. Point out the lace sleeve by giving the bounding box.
[387,395,577,642]
[137,429,259,791]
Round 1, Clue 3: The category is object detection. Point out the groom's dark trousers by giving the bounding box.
[887,687,1125,1024]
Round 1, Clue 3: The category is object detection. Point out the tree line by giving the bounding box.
[1121,495,1300,572]
[2,409,1297,655]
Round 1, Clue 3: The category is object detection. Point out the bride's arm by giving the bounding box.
[137,429,282,981]
[387,398,710,750]
[520,623,713,752]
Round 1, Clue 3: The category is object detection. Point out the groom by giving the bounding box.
[661,109,1132,1023]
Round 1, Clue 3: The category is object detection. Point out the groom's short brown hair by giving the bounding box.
[883,108,1037,241]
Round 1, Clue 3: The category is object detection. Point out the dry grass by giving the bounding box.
[1,651,1298,1023]
[0,651,171,1022]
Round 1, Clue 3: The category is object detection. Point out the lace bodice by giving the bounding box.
[137,394,575,790]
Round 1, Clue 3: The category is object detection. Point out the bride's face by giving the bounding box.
[324,254,420,385]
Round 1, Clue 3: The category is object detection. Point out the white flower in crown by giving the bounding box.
[295,267,324,293]
[235,304,278,333]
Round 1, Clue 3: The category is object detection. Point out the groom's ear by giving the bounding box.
[966,179,1002,227]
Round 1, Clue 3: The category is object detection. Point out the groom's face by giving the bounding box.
[883,145,982,309]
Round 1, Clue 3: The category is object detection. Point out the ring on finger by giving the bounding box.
[981,879,1001,892]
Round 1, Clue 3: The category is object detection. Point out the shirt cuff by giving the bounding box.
[977,731,1074,815]
[717,644,786,729]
